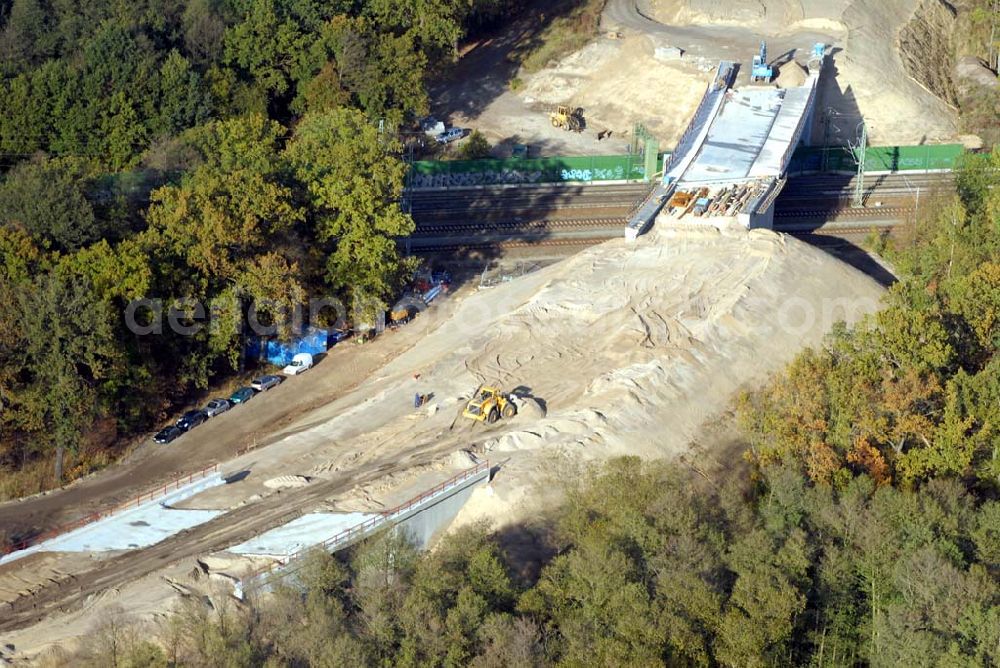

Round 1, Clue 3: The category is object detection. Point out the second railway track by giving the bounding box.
[413,216,627,235]
[407,183,653,220]
[406,178,918,252]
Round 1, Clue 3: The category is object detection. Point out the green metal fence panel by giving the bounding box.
[409,153,666,188]
[787,144,964,174]
[643,137,659,183]
[414,143,961,187]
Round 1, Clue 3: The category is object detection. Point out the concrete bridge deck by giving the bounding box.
[627,52,822,236]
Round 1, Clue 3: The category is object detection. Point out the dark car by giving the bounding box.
[176,409,208,431]
[204,398,231,417]
[229,387,255,404]
[329,330,347,345]
[153,425,184,444]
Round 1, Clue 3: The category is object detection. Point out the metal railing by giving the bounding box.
[238,461,491,591]
[2,463,220,556]
[662,61,733,180]
[776,75,821,177]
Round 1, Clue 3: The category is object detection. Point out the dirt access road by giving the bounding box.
[0,449,447,633]
[604,0,841,64]
[0,293,468,545]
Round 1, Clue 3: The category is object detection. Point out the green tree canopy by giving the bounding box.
[285,108,415,312]
[0,156,108,251]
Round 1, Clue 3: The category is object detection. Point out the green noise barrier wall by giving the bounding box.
[409,153,666,188]
[787,144,965,174]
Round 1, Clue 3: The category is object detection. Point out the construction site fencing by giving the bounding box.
[787,144,965,175]
[409,154,665,189]
[2,462,220,556]
[239,461,491,593]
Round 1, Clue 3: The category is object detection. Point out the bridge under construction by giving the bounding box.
[626,44,826,238]
[405,43,957,257]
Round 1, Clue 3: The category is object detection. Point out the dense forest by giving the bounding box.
[0,0,532,497]
[69,152,1000,666]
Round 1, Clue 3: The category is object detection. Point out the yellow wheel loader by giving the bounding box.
[549,105,583,132]
[462,385,518,424]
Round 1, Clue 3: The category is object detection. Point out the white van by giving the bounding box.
[282,352,314,376]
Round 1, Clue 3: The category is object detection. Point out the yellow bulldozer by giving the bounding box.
[549,105,584,132]
[462,385,518,424]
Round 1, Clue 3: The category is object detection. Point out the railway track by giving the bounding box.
[414,237,611,253]
[775,206,914,219]
[412,217,905,254]
[408,183,652,220]
[781,172,954,191]
[405,179,919,252]
[413,216,627,235]
[779,173,954,207]
[414,229,887,254]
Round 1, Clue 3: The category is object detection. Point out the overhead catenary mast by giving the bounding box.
[849,121,868,208]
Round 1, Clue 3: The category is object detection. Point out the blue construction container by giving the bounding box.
[246,327,334,367]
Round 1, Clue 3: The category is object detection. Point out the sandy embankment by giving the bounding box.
[6,223,887,662]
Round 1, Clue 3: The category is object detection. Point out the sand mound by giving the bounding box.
[446,450,480,469]
[774,62,808,88]
[515,396,547,420]
[263,475,310,489]
[342,225,884,529]
[182,223,886,538]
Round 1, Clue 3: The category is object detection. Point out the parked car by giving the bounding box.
[435,128,464,144]
[251,375,282,391]
[203,398,231,417]
[153,425,184,444]
[282,353,314,376]
[176,409,208,431]
[229,387,255,404]
[329,330,347,345]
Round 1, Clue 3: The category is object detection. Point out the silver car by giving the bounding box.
[204,398,231,417]
[436,128,464,144]
[251,375,282,392]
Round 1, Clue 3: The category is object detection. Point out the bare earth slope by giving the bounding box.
[444,226,886,526]
[641,0,959,144]
[157,225,886,534]
[436,0,959,157]
[2,227,886,659]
